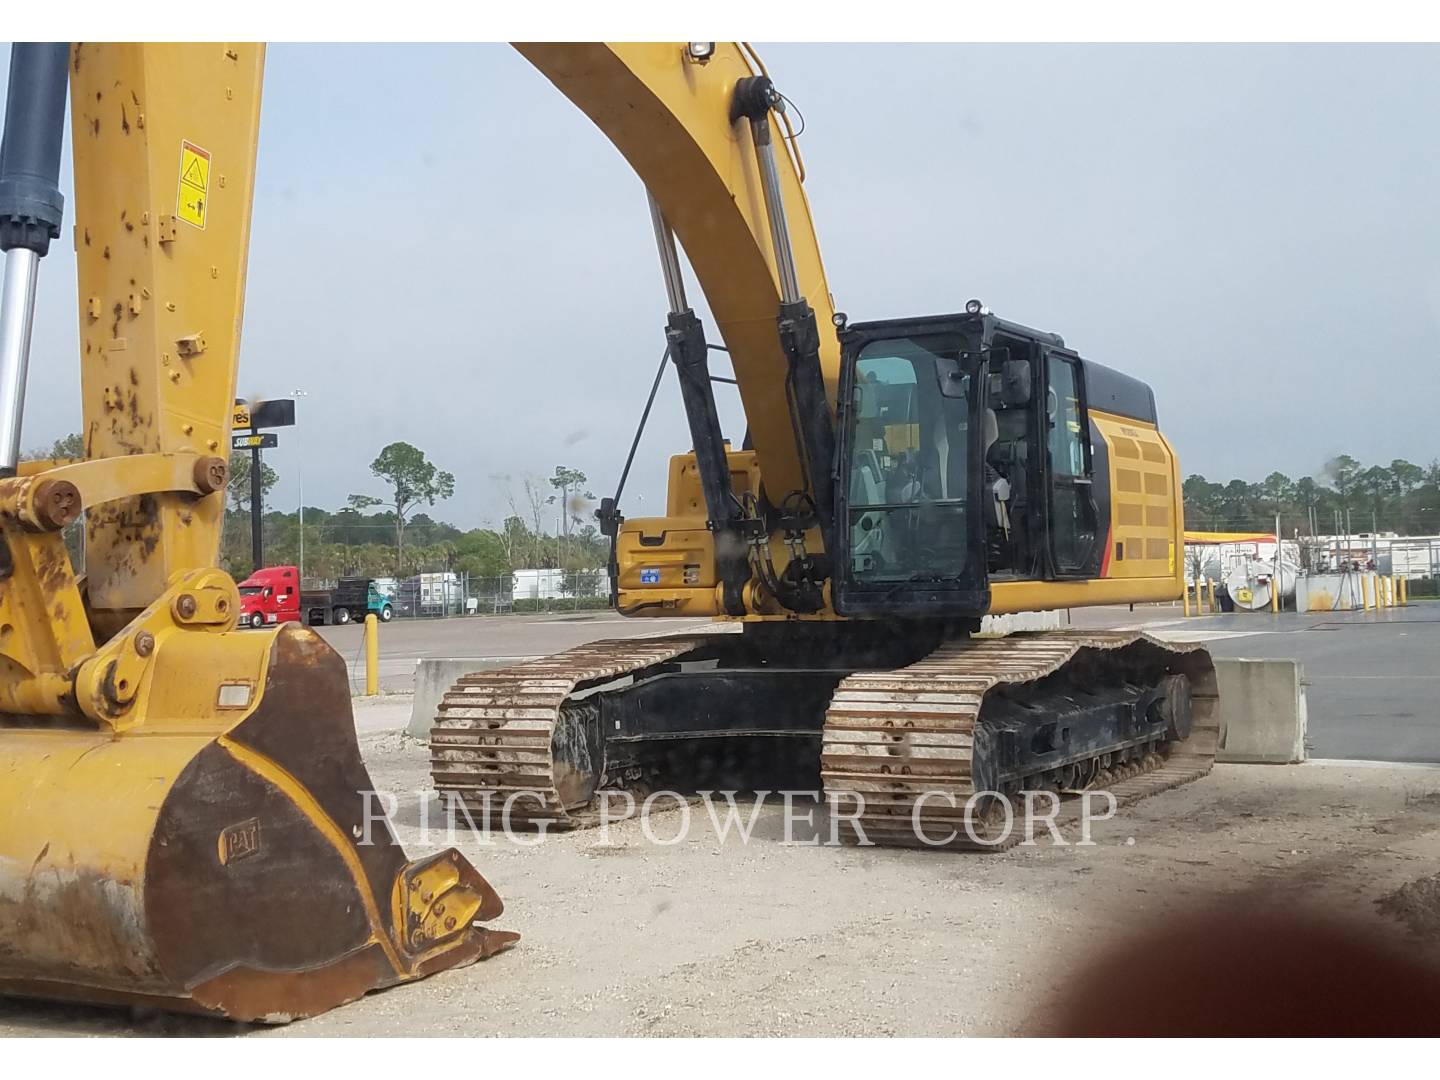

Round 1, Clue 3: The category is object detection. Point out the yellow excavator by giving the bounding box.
[0,43,1216,1022]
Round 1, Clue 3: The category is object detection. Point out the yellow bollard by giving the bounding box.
[364,613,379,696]
[1183,580,1192,617]
[1271,571,1280,613]
[1391,574,1398,607]
[1363,574,1373,611]
[1400,576,1409,606]
[1206,577,1217,614]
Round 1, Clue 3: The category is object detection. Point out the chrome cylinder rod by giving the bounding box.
[0,246,39,475]
[0,43,71,477]
[647,191,689,315]
[747,114,802,306]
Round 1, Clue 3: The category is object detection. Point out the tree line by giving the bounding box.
[1183,455,1440,537]
[222,440,606,581]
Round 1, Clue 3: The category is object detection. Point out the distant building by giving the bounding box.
[512,567,610,601]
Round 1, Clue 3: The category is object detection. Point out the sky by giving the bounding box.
[5,43,1440,530]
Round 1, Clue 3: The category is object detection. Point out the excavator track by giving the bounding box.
[430,636,708,829]
[432,628,1217,849]
[820,630,1219,850]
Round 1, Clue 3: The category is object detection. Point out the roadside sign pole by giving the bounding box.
[232,402,289,575]
[251,444,263,572]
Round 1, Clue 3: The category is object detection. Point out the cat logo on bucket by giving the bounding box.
[218,818,261,866]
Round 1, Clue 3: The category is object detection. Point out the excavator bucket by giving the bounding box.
[0,625,516,1022]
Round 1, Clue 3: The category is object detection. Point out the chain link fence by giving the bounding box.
[302,569,612,618]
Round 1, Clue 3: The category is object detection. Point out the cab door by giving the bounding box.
[1042,351,1101,577]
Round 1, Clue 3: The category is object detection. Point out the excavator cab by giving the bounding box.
[832,306,1111,618]
[833,315,987,617]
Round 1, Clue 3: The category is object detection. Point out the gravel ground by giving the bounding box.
[5,731,1440,1037]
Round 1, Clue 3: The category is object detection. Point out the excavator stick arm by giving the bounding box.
[0,43,517,1023]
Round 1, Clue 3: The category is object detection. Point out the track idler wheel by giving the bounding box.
[1152,674,1194,742]
[551,699,604,809]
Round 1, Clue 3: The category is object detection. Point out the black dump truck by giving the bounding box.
[299,577,395,626]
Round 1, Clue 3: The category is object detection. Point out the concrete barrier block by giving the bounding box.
[1214,657,1307,764]
[407,656,537,739]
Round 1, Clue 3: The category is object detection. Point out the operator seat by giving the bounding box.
[985,396,1036,574]
[850,449,886,506]
[983,407,1012,539]
[916,418,970,502]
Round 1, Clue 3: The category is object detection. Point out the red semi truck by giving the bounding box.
[237,566,394,628]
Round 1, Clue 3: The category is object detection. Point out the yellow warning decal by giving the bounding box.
[177,141,211,229]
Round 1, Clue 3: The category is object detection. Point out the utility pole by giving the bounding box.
[1274,512,1282,613]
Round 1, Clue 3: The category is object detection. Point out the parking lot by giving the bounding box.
[4,603,1438,1036]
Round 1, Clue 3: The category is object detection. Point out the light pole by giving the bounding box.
[291,388,308,580]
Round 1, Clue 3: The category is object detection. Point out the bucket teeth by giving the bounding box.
[400,848,509,956]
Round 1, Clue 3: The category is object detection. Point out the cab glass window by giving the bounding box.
[845,336,974,584]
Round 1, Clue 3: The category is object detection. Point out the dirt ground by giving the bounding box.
[5,732,1440,1037]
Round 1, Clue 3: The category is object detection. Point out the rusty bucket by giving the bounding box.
[0,624,515,1021]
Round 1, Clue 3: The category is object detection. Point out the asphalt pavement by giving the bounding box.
[1072,602,1440,763]
[1193,605,1440,763]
